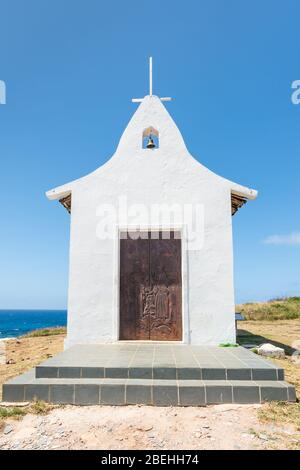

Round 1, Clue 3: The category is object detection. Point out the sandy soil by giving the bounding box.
[241,319,300,351]
[1,403,300,450]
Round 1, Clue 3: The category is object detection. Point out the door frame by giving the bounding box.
[112,225,190,344]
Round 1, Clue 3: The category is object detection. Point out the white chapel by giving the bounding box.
[47,59,257,349]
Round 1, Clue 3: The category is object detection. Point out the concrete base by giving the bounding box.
[2,345,297,406]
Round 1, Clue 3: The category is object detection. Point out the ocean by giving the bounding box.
[0,310,67,339]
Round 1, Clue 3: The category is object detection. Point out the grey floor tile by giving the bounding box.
[75,384,100,405]
[179,385,205,406]
[126,384,152,405]
[81,367,104,378]
[205,384,232,404]
[287,385,297,402]
[226,369,252,380]
[2,384,25,402]
[277,369,285,381]
[252,368,278,381]
[58,367,81,378]
[25,385,50,402]
[177,368,202,380]
[100,384,125,405]
[153,367,176,380]
[202,368,226,380]
[50,385,74,404]
[153,385,178,406]
[36,367,58,378]
[105,368,129,378]
[260,385,288,402]
[232,385,260,404]
[129,367,152,379]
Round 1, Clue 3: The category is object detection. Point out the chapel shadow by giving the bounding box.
[237,329,297,356]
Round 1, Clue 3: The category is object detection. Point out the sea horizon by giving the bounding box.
[0,309,67,339]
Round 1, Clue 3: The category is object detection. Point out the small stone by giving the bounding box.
[137,425,153,432]
[0,401,29,407]
[257,343,285,358]
[258,434,269,441]
[3,425,14,435]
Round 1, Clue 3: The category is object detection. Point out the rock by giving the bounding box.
[0,401,29,407]
[6,359,16,364]
[137,425,153,432]
[257,343,285,358]
[258,433,269,441]
[3,425,14,435]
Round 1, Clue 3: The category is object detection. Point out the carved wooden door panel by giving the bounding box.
[119,234,150,340]
[148,235,182,341]
[119,231,182,341]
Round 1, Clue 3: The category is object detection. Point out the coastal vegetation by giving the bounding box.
[236,297,300,321]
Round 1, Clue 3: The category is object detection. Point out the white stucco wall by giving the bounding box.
[47,95,257,349]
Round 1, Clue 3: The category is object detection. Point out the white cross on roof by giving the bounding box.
[132,57,172,103]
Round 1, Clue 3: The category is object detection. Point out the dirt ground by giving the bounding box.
[1,403,300,450]
[0,320,299,450]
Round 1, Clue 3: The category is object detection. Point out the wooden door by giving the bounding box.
[119,231,182,341]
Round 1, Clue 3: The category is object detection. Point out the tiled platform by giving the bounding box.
[2,344,296,406]
[34,344,284,381]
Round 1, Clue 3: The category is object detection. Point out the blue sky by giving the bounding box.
[0,0,299,308]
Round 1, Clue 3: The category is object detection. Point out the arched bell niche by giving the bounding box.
[142,126,159,149]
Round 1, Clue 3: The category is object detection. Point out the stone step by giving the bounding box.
[35,364,284,381]
[2,369,296,406]
[33,344,285,381]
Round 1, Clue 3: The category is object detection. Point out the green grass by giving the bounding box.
[24,327,67,338]
[0,401,56,423]
[0,407,26,419]
[236,296,300,321]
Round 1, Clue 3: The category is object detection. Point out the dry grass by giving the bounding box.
[0,400,58,424]
[237,297,300,321]
[24,327,66,338]
[258,402,300,431]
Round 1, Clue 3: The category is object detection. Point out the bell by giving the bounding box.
[146,135,155,149]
